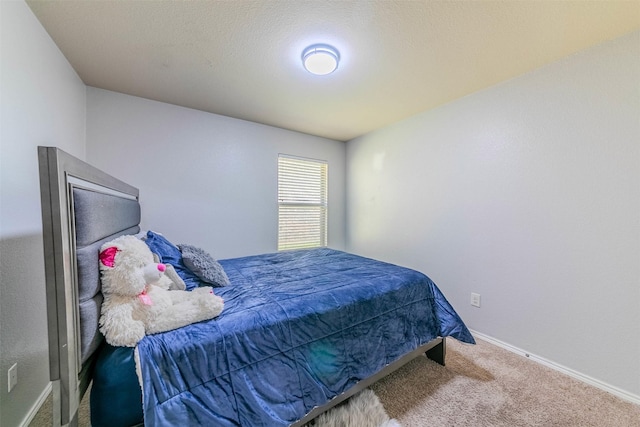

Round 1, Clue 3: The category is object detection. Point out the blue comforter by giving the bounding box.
[137,248,474,426]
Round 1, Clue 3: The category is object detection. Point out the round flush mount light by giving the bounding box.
[302,44,340,75]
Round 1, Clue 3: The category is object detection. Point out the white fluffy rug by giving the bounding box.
[307,389,402,427]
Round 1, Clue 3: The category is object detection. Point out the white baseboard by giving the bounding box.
[20,381,52,427]
[469,329,640,406]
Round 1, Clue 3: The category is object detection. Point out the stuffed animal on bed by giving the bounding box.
[98,235,224,347]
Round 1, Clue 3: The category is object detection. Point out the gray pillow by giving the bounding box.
[177,244,230,287]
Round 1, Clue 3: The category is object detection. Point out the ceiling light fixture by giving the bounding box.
[302,44,340,76]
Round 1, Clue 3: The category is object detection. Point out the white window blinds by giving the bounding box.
[278,155,328,251]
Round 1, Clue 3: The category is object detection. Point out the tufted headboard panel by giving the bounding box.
[72,187,140,363]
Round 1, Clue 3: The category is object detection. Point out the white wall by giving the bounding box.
[346,31,640,399]
[86,88,346,259]
[0,1,87,426]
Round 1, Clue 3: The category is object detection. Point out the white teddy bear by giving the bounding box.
[98,235,224,347]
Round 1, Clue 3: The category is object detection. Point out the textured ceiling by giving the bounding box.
[27,0,640,141]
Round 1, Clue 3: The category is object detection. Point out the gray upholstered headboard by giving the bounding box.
[73,187,140,362]
[38,146,140,426]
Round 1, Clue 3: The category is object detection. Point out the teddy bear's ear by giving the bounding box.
[99,246,119,268]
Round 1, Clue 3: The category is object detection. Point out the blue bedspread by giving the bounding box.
[137,248,474,426]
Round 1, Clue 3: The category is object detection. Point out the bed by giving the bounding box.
[38,146,475,427]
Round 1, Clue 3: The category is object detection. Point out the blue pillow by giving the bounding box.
[144,231,200,290]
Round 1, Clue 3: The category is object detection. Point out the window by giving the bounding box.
[278,155,328,250]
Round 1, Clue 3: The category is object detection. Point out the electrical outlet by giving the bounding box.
[471,293,481,308]
[8,363,17,393]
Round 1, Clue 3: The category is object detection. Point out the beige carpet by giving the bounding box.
[30,338,640,426]
[372,338,640,427]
